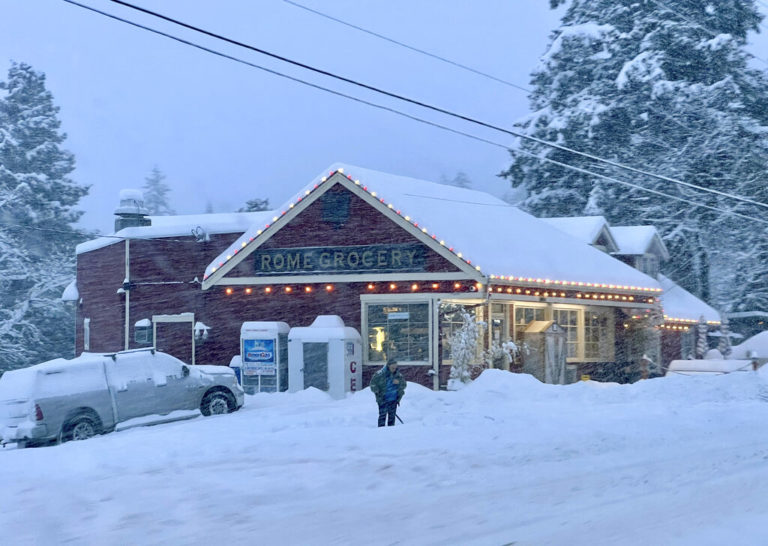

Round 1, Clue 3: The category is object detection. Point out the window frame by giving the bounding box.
[362,295,433,366]
[511,302,615,363]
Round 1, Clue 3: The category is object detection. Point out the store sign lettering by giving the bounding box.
[254,244,426,275]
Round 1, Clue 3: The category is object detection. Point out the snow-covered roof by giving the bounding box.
[730,331,768,359]
[61,279,79,301]
[539,216,618,252]
[659,274,720,324]
[205,163,661,292]
[76,210,274,254]
[540,216,607,244]
[611,225,669,260]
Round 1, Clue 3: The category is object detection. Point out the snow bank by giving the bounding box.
[3,369,768,545]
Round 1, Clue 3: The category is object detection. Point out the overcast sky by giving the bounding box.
[1,1,767,234]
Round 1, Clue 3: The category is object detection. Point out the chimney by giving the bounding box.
[114,189,151,232]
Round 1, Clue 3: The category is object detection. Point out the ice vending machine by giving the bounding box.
[288,315,362,399]
[240,321,290,394]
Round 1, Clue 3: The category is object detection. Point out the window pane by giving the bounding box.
[366,303,429,363]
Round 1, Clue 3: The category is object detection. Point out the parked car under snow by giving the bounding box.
[0,349,244,447]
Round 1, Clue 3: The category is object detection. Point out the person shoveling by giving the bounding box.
[370,359,406,427]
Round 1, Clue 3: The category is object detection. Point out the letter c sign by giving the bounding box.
[349,361,357,373]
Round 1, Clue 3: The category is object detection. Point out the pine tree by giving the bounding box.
[142,166,175,215]
[238,197,270,212]
[0,62,88,372]
[501,0,768,304]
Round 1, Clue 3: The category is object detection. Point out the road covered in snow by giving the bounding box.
[3,369,768,545]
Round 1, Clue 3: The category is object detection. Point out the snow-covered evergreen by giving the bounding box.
[502,0,768,307]
[142,166,175,216]
[447,308,485,389]
[0,62,88,372]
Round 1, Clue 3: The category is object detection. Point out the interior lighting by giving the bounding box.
[285,286,292,293]
[389,283,397,290]
[367,283,375,290]
[411,283,419,291]
[432,283,440,290]
[325,285,334,292]
[304,286,312,293]
[245,288,252,295]
[225,287,233,295]
[265,287,272,293]
[454,282,461,289]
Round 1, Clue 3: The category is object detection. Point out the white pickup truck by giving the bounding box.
[0,348,244,447]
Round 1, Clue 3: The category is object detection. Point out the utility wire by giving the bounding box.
[61,0,768,225]
[101,0,768,212]
[282,0,531,94]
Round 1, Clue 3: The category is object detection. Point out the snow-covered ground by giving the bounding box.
[3,369,768,545]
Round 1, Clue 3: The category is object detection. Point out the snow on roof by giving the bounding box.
[731,331,768,359]
[61,279,79,301]
[611,225,669,259]
[206,163,661,291]
[76,210,274,254]
[539,216,614,248]
[659,274,720,324]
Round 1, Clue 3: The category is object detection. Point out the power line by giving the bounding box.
[101,0,768,212]
[282,0,531,94]
[60,0,768,225]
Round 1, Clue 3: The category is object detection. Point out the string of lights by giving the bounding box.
[99,0,768,212]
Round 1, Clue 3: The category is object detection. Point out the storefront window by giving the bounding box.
[439,304,484,361]
[366,303,429,363]
[514,305,545,341]
[584,309,614,360]
[553,308,578,358]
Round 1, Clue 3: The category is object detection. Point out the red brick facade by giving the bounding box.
[76,184,469,388]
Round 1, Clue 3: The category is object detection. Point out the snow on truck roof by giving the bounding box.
[205,163,661,291]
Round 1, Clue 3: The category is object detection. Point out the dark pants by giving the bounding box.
[378,400,397,427]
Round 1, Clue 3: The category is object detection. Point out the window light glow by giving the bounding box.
[225,287,233,295]
[389,283,397,290]
[245,288,252,295]
[265,287,272,293]
[411,283,419,291]
[325,285,333,292]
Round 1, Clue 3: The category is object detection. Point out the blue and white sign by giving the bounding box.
[242,339,276,375]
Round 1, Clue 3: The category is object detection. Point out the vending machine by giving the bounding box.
[288,315,362,399]
[240,321,290,394]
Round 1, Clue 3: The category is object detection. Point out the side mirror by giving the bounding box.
[182,365,190,377]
